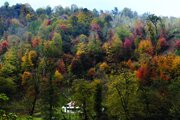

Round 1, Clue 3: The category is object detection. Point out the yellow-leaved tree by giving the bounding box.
[138,40,153,55]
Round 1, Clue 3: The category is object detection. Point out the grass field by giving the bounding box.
[17,113,80,120]
[17,116,42,120]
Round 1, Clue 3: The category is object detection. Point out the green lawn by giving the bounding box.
[17,116,42,120]
[64,114,80,120]
[17,113,80,120]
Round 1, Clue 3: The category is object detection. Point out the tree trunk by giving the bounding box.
[29,94,37,116]
[83,99,88,120]
[49,73,53,120]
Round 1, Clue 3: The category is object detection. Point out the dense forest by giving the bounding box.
[0,2,180,120]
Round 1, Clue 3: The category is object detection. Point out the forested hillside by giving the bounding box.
[0,2,180,120]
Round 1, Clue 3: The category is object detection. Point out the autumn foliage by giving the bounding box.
[0,3,179,119]
[87,68,96,78]
[32,37,41,48]
[136,64,149,82]
[123,38,132,49]
[138,40,153,55]
[0,40,8,54]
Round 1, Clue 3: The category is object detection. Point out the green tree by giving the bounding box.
[116,26,132,41]
[106,69,138,120]
[43,32,63,57]
[147,14,161,35]
[40,58,61,120]
[0,93,17,120]
[168,76,180,119]
[0,47,20,97]
[38,19,53,40]
[103,34,123,63]
[50,32,63,57]
[93,80,103,120]
[73,80,94,120]
[87,38,103,66]
[40,38,63,119]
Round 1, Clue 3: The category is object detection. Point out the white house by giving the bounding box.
[61,101,81,113]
